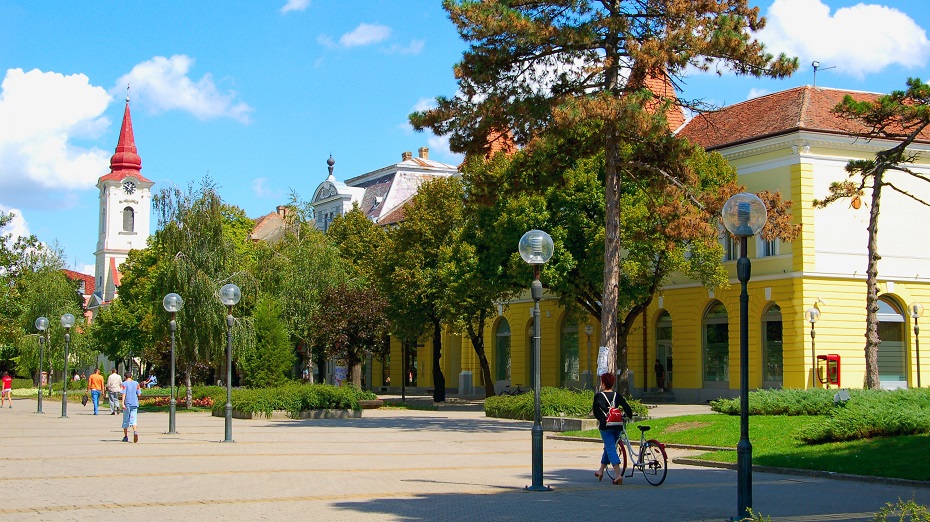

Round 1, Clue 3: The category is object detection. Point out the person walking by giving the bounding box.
[120,372,141,443]
[1,371,12,408]
[592,372,633,485]
[87,368,105,415]
[106,368,122,415]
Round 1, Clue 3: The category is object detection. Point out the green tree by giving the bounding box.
[816,78,930,389]
[381,177,466,402]
[252,196,351,382]
[0,210,45,359]
[411,0,798,376]
[151,179,253,405]
[313,284,390,387]
[15,264,88,386]
[240,296,293,388]
[327,204,388,283]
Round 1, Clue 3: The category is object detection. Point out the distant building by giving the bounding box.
[310,147,458,231]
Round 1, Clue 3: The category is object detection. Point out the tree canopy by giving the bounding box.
[412,0,799,376]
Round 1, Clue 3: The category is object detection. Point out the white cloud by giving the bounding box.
[114,55,253,123]
[280,0,309,14]
[412,98,436,113]
[387,39,425,55]
[251,177,283,200]
[747,88,771,100]
[426,134,463,164]
[0,68,112,192]
[0,205,31,240]
[339,23,392,47]
[757,0,930,79]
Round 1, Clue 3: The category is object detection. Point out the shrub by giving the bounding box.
[11,378,33,389]
[873,498,930,522]
[209,383,376,418]
[485,387,647,420]
[711,388,840,416]
[797,388,930,443]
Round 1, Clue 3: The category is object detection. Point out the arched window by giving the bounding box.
[122,206,135,232]
[762,304,783,388]
[703,302,729,386]
[656,312,672,390]
[877,297,907,389]
[495,318,511,382]
[559,319,579,387]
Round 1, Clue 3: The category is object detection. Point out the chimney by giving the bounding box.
[402,151,412,161]
[277,205,288,218]
[418,147,429,159]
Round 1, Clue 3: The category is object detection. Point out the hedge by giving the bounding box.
[485,387,648,421]
[209,383,377,418]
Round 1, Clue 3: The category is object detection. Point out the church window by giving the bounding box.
[123,207,135,232]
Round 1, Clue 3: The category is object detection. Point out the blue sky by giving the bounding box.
[2,0,930,275]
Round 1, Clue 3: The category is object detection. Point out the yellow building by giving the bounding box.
[372,86,930,400]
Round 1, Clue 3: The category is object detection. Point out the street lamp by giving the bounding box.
[59,313,75,418]
[163,293,184,434]
[721,192,767,519]
[218,283,241,443]
[35,317,49,414]
[912,303,924,387]
[584,324,594,390]
[518,229,554,492]
[805,307,821,388]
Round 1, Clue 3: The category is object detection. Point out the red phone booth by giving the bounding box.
[816,354,841,387]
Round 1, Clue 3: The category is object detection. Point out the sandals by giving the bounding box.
[612,477,623,485]
[594,471,604,482]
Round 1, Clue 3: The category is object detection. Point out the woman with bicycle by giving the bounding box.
[592,372,633,485]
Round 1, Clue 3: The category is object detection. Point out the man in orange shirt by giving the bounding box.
[87,368,105,415]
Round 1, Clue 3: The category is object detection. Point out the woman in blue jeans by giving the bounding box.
[592,372,633,485]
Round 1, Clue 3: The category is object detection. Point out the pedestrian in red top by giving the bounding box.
[1,371,12,408]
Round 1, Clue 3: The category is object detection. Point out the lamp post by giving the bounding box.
[721,193,767,519]
[218,283,241,443]
[912,303,924,387]
[584,324,594,390]
[59,313,75,418]
[35,317,49,414]
[519,229,554,492]
[163,293,184,434]
[805,308,821,387]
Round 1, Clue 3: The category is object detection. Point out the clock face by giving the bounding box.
[122,181,136,194]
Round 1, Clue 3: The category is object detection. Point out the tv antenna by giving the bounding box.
[812,61,836,87]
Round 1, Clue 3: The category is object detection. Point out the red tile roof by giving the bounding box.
[62,269,95,296]
[676,86,925,150]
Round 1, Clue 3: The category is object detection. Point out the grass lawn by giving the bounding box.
[564,414,930,481]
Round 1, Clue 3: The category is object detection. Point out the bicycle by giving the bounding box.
[605,420,668,486]
[500,383,527,396]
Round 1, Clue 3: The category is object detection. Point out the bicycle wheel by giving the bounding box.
[604,437,628,481]
[641,440,668,486]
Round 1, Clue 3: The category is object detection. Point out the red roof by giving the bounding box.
[677,86,930,150]
[99,99,151,183]
[62,269,95,296]
[109,257,121,288]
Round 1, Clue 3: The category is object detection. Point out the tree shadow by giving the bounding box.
[254,414,530,434]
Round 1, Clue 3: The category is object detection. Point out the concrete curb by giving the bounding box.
[675,457,930,489]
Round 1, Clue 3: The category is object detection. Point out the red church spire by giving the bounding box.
[101,92,150,182]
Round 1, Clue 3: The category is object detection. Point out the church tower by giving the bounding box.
[92,95,153,307]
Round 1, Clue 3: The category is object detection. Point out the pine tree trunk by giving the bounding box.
[864,172,884,389]
[602,130,621,376]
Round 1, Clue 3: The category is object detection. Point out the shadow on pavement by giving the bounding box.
[254,415,530,433]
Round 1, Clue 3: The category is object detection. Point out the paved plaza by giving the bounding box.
[2,396,928,521]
